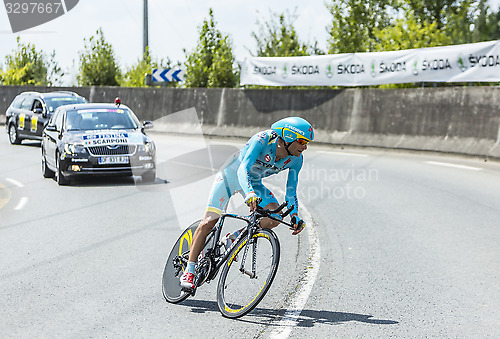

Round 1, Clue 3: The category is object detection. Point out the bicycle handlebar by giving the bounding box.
[255,201,286,214]
[254,200,295,228]
[280,205,294,219]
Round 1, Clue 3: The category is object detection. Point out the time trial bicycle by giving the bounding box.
[162,200,294,318]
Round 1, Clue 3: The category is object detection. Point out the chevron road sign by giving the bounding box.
[152,68,184,82]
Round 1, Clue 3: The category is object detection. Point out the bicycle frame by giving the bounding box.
[196,202,294,285]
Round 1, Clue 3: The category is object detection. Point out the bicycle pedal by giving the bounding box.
[181,286,196,296]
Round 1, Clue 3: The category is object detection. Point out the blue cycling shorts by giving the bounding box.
[205,171,279,216]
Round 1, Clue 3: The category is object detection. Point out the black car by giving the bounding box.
[41,103,156,185]
[5,91,88,144]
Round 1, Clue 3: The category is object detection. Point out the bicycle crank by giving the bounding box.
[195,257,212,287]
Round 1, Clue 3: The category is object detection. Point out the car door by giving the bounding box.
[44,108,64,169]
[18,96,34,138]
[31,99,46,138]
[6,95,24,127]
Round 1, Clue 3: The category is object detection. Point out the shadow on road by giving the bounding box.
[178,299,399,327]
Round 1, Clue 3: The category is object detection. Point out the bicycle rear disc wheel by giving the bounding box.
[217,228,280,318]
[162,220,200,303]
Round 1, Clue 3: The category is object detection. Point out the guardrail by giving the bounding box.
[2,85,499,158]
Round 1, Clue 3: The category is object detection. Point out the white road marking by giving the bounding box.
[6,178,24,187]
[317,150,368,157]
[266,184,321,339]
[15,197,28,210]
[425,161,482,171]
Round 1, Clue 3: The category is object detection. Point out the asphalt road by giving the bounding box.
[1,131,499,338]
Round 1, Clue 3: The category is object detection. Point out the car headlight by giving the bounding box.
[64,143,84,154]
[139,141,155,154]
[145,141,155,154]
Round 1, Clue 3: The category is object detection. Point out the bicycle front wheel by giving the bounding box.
[217,228,280,318]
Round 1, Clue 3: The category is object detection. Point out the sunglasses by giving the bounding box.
[296,138,309,145]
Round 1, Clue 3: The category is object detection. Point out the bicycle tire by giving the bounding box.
[216,228,280,318]
[162,220,201,303]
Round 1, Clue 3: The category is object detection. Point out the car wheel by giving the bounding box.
[9,124,21,145]
[142,170,156,183]
[41,149,55,178]
[55,153,70,186]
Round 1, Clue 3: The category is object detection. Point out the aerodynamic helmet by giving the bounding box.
[271,117,314,143]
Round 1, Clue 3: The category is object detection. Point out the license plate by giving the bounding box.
[98,156,129,164]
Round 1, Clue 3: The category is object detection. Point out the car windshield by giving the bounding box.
[45,96,87,111]
[65,108,139,131]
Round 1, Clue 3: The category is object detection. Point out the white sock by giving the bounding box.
[186,261,196,274]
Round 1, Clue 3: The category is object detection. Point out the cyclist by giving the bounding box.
[180,117,314,292]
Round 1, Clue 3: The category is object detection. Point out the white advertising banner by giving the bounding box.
[240,40,500,86]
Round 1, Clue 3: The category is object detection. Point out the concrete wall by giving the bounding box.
[2,85,500,158]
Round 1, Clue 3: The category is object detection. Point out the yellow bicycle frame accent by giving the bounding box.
[225,281,267,313]
[178,229,193,257]
[227,239,247,267]
[227,232,270,267]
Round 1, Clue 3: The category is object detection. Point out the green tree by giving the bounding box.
[327,0,397,53]
[78,28,121,86]
[184,9,239,88]
[251,10,314,57]
[373,12,452,51]
[405,0,478,44]
[473,0,500,41]
[121,48,178,87]
[327,0,489,51]
[0,37,63,86]
[405,0,456,29]
[487,6,500,39]
[445,0,478,43]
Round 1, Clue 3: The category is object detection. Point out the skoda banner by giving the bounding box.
[240,40,500,86]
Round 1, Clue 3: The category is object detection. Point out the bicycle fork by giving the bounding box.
[240,227,258,279]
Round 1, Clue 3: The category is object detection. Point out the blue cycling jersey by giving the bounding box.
[206,130,302,216]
